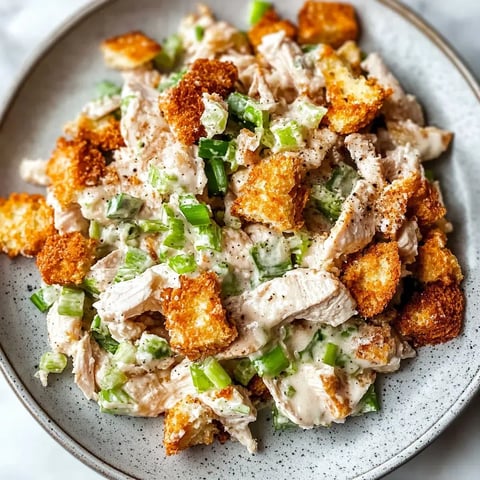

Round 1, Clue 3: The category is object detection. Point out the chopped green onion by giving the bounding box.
[96,80,121,98]
[57,287,84,317]
[298,330,323,361]
[168,254,197,274]
[89,220,102,240]
[248,1,272,25]
[136,333,171,362]
[157,69,187,92]
[250,237,292,282]
[98,365,128,390]
[232,358,257,386]
[148,164,178,195]
[322,342,339,367]
[287,232,311,266]
[113,342,137,364]
[340,325,358,338]
[138,219,169,233]
[252,345,290,378]
[30,286,58,313]
[194,25,205,41]
[284,385,296,398]
[91,315,120,354]
[202,357,232,389]
[114,247,154,283]
[163,217,186,249]
[198,138,230,159]
[311,184,343,222]
[154,34,183,72]
[179,197,211,226]
[358,384,380,414]
[82,277,100,297]
[204,157,228,196]
[327,163,359,198]
[106,194,144,220]
[227,92,270,129]
[98,387,136,415]
[270,120,305,151]
[194,222,222,252]
[39,352,67,374]
[200,98,229,138]
[272,404,296,430]
[301,44,319,53]
[291,98,327,129]
[424,169,435,182]
[190,363,214,393]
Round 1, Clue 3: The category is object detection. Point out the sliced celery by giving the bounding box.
[57,287,84,317]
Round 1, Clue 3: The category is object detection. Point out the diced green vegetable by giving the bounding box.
[30,286,58,313]
[291,98,327,129]
[200,98,229,138]
[114,247,154,282]
[204,157,228,196]
[272,404,296,430]
[98,387,136,415]
[358,384,380,414]
[168,254,197,274]
[284,385,296,398]
[106,194,144,220]
[202,357,232,389]
[148,164,178,195]
[88,220,102,240]
[98,365,128,390]
[91,315,120,354]
[190,363,214,393]
[252,345,290,378]
[250,237,292,282]
[270,120,305,151]
[198,138,231,159]
[232,358,257,386]
[301,44,319,53]
[96,80,121,98]
[113,342,137,364]
[82,277,100,297]
[39,352,67,374]
[327,163,359,198]
[287,232,311,266]
[194,222,222,252]
[310,184,344,222]
[57,287,84,317]
[154,34,183,72]
[136,333,171,362]
[248,1,272,25]
[137,219,169,233]
[227,92,270,129]
[322,342,339,367]
[194,25,205,41]
[163,217,186,249]
[179,195,211,226]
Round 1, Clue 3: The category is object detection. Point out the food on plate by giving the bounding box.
[3,0,464,455]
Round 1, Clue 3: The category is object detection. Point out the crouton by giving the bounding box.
[46,137,106,207]
[100,31,162,70]
[36,231,97,286]
[408,179,446,226]
[319,372,351,419]
[248,8,297,49]
[354,323,398,367]
[161,271,237,360]
[341,241,401,318]
[337,40,362,72]
[64,114,125,152]
[319,46,388,134]
[416,229,463,285]
[231,153,309,232]
[298,1,359,48]
[0,193,55,257]
[160,59,238,145]
[163,395,219,455]
[395,281,464,347]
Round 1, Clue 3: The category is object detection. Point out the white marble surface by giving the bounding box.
[0,1,479,479]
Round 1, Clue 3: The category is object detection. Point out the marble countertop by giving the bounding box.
[0,1,479,479]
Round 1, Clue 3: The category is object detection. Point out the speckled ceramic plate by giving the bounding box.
[0,1,479,479]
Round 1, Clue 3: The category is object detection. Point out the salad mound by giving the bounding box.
[0,0,464,456]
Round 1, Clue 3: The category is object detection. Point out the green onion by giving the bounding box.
[194,25,205,41]
[179,196,211,226]
[190,363,214,393]
[88,220,102,240]
[57,287,84,317]
[148,164,178,195]
[82,277,100,297]
[198,138,230,159]
[90,315,120,354]
[98,365,128,390]
[358,384,380,414]
[424,169,435,182]
[250,237,292,282]
[96,80,121,98]
[232,358,257,386]
[291,98,327,129]
[157,69,187,92]
[270,120,305,151]
[106,194,144,220]
[298,330,323,361]
[284,385,296,398]
[301,44,319,53]
[340,325,358,338]
[114,247,154,283]
[311,184,343,222]
[272,404,296,430]
[39,352,67,374]
[200,98,229,138]
[327,163,359,198]
[287,232,311,266]
[168,254,197,274]
[194,222,222,252]
[228,92,270,129]
[136,333,171,362]
[30,286,58,313]
[137,219,169,233]
[204,157,228,196]
[202,357,232,389]
[163,217,186,249]
[98,387,136,415]
[154,34,183,72]
[322,342,339,367]
[248,0,271,25]
[113,342,137,364]
[252,345,290,378]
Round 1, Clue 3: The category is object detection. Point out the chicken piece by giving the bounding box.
[299,128,338,170]
[163,395,219,456]
[408,179,446,227]
[231,153,309,232]
[0,193,55,257]
[297,1,359,48]
[247,7,297,49]
[341,241,401,318]
[46,137,106,207]
[396,220,419,264]
[100,31,162,70]
[72,333,97,400]
[46,194,89,235]
[395,282,464,347]
[36,232,97,286]
[161,271,237,360]
[319,46,388,134]
[416,229,463,285]
[46,301,83,356]
[160,59,238,145]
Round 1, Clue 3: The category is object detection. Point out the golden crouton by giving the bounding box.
[64,114,125,152]
[36,232,97,286]
[161,271,237,360]
[231,153,309,232]
[354,323,398,367]
[163,395,218,456]
[416,229,463,285]
[408,179,446,227]
[46,137,106,207]
[100,31,162,70]
[298,1,359,48]
[341,241,401,318]
[320,46,388,134]
[248,7,297,49]
[320,372,351,419]
[0,193,55,258]
[336,40,362,72]
[160,59,238,145]
[395,281,464,347]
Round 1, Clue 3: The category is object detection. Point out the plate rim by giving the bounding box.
[0,1,479,479]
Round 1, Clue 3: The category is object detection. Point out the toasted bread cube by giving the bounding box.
[248,8,297,49]
[161,271,237,360]
[160,59,238,145]
[408,179,446,226]
[320,46,388,134]
[0,193,55,258]
[298,1,359,48]
[416,229,463,285]
[319,372,351,419]
[396,282,464,347]
[354,323,399,367]
[36,232,97,286]
[341,241,401,318]
[46,138,106,207]
[336,40,362,72]
[163,395,219,456]
[101,31,162,70]
[231,153,309,232]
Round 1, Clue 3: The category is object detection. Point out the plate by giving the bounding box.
[0,1,479,479]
